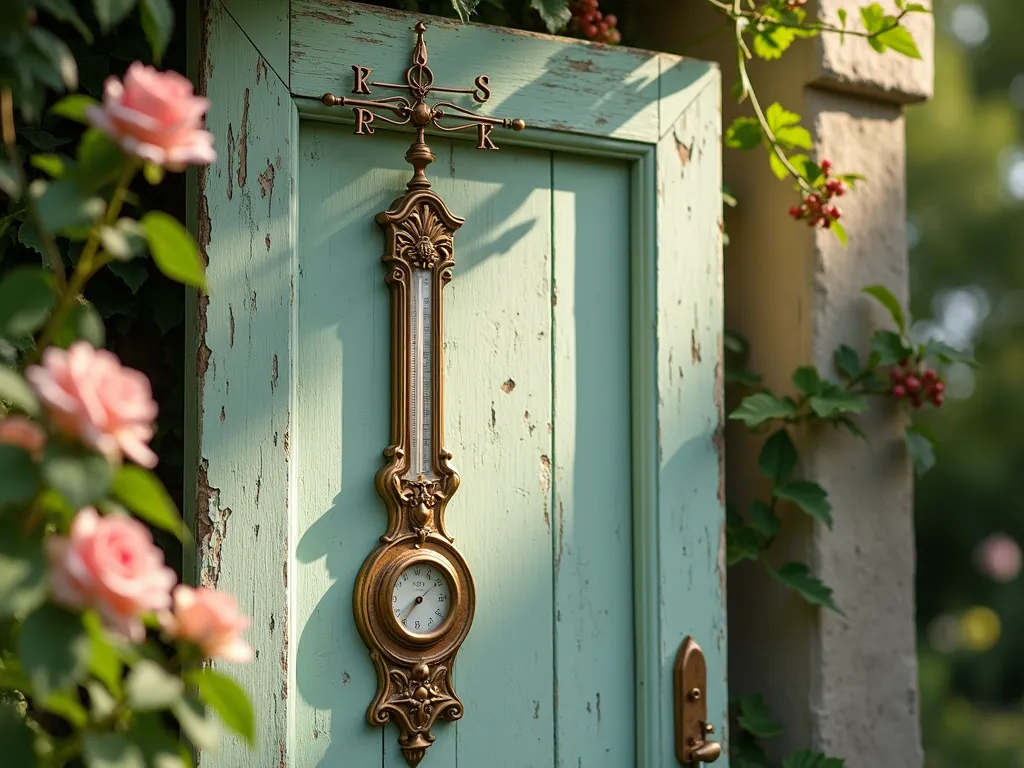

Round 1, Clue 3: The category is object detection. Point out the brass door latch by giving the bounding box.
[674,637,722,766]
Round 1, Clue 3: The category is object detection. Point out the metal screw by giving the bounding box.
[688,687,702,701]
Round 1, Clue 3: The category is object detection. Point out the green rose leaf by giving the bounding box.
[774,480,832,528]
[112,465,185,540]
[0,367,40,416]
[142,211,208,290]
[0,266,55,341]
[189,668,256,745]
[758,428,797,484]
[172,696,220,752]
[19,604,91,697]
[0,701,38,767]
[92,0,140,31]
[42,689,88,727]
[737,693,784,738]
[750,500,781,537]
[127,660,184,710]
[729,393,798,428]
[140,0,174,62]
[0,445,41,503]
[833,344,861,380]
[52,300,106,349]
[905,426,936,477]
[782,749,846,768]
[85,611,124,696]
[31,179,105,234]
[0,524,48,617]
[72,130,127,193]
[862,284,906,333]
[30,153,69,178]
[101,219,149,262]
[767,561,841,612]
[50,94,100,124]
[83,732,146,768]
[42,442,113,509]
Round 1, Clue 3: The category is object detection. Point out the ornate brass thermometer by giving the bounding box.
[320,22,524,768]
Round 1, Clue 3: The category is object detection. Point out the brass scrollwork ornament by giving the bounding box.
[321,22,525,767]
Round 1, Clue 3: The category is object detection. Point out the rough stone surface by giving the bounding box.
[815,0,934,104]
[628,1,928,766]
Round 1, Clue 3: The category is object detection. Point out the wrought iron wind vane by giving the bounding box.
[320,22,525,768]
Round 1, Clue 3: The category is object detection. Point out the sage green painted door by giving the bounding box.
[189,2,726,766]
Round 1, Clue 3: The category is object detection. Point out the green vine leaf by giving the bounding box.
[188,668,256,745]
[0,366,40,416]
[112,465,186,540]
[725,117,764,150]
[19,604,91,698]
[862,284,906,333]
[750,500,782,537]
[140,0,174,63]
[529,0,571,32]
[875,25,922,59]
[729,393,798,428]
[870,330,911,366]
[92,0,140,31]
[727,524,763,565]
[736,693,784,738]
[923,339,978,368]
[758,429,797,483]
[0,266,56,342]
[765,103,812,150]
[127,660,184,711]
[905,425,936,477]
[0,523,48,618]
[830,219,848,246]
[0,702,37,768]
[809,385,869,420]
[782,749,846,768]
[774,480,833,528]
[84,732,146,768]
[767,561,841,612]
[142,211,208,291]
[833,344,861,380]
[791,366,821,396]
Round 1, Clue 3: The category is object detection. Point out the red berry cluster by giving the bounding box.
[785,0,807,9]
[891,359,946,408]
[568,0,622,44]
[788,159,847,230]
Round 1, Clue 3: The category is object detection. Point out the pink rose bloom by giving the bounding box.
[86,61,216,170]
[0,416,45,459]
[161,586,253,663]
[26,341,159,468]
[47,508,177,642]
[974,533,1021,583]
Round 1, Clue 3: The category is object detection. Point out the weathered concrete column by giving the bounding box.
[628,2,932,764]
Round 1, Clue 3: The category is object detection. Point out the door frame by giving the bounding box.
[186,1,726,764]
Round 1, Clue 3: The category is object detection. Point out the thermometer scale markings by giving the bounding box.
[409,268,434,478]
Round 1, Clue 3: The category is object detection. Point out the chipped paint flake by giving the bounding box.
[237,88,249,189]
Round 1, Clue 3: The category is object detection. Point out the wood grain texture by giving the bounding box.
[290,0,717,144]
[221,0,290,87]
[186,2,295,764]
[551,156,635,766]
[654,71,729,761]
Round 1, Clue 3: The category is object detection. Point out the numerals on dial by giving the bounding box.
[392,562,452,635]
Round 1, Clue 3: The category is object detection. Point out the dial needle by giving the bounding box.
[401,585,436,622]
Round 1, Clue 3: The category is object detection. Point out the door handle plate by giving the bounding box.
[674,636,722,765]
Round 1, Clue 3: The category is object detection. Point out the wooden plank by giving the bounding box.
[432,140,556,764]
[551,155,635,766]
[654,72,728,760]
[291,0,665,143]
[185,1,295,764]
[221,0,290,87]
[291,124,411,766]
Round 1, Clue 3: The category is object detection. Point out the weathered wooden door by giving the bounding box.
[188,2,726,766]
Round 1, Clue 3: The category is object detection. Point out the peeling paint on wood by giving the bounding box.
[237,88,249,189]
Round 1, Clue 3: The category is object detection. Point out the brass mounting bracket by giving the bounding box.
[674,637,723,766]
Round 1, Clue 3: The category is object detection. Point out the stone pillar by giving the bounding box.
[627,2,932,764]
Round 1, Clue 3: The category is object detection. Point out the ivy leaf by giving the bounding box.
[0,266,55,341]
[791,366,821,396]
[862,284,906,333]
[729,393,798,428]
[923,339,978,368]
[0,523,48,617]
[749,500,781,537]
[726,524,763,565]
[774,480,832,528]
[737,693,784,738]
[725,117,763,150]
[783,749,846,768]
[0,702,37,768]
[905,426,936,477]
[529,0,571,31]
[83,733,146,768]
[142,212,207,291]
[809,385,869,419]
[765,103,812,150]
[51,94,100,124]
[752,23,798,60]
[19,604,91,697]
[0,445,42,503]
[189,668,255,745]
[759,429,797,484]
[112,465,186,540]
[876,25,922,59]
[833,344,861,380]
[767,561,841,612]
[140,0,174,63]
[0,366,40,416]
[42,442,113,509]
[127,660,184,710]
[109,261,150,294]
[92,0,140,31]
[870,330,911,366]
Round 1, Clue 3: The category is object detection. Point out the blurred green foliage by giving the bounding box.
[909,0,1024,763]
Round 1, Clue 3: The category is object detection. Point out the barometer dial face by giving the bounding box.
[391,561,452,636]
[408,267,434,479]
